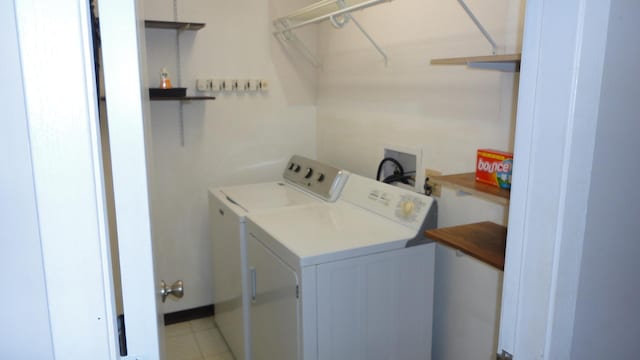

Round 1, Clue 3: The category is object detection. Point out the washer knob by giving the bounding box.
[317,173,325,182]
[402,201,415,217]
[304,168,314,179]
[294,165,301,173]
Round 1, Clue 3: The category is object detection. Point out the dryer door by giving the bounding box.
[247,233,299,360]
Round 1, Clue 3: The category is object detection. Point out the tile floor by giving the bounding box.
[164,316,234,360]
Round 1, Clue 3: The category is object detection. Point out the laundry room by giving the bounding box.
[7,0,639,358]
[139,0,522,359]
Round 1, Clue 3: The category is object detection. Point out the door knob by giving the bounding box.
[160,280,184,303]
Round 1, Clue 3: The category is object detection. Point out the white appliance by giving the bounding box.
[208,156,349,360]
[246,174,438,360]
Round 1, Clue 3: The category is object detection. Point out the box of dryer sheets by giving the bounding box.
[476,149,513,189]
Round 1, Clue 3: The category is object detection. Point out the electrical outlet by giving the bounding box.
[424,168,442,197]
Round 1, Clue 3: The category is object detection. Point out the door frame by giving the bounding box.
[98,0,164,358]
[499,0,611,357]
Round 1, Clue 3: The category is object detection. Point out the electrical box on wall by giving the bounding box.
[381,145,423,193]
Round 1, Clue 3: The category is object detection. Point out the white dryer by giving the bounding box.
[208,155,349,360]
[246,174,438,360]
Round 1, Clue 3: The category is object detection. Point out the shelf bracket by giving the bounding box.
[457,0,498,54]
[347,13,388,66]
[275,20,322,68]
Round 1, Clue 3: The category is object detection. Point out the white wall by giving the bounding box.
[1,0,54,356]
[142,0,317,313]
[313,0,523,358]
[571,0,640,357]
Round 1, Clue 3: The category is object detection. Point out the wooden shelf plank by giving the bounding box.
[431,53,520,71]
[431,172,510,205]
[430,53,521,65]
[425,221,507,270]
[150,96,216,101]
[144,20,205,31]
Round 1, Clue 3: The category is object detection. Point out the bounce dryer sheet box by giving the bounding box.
[475,149,513,189]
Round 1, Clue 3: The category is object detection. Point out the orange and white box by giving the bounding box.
[476,149,513,189]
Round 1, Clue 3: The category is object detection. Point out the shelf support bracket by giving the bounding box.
[456,0,498,54]
[347,14,388,66]
[275,21,322,68]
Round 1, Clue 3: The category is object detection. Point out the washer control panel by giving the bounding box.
[283,155,349,202]
[342,174,435,230]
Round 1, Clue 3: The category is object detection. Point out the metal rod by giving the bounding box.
[456,0,497,53]
[348,14,388,66]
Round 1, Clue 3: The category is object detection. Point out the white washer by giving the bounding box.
[208,155,349,360]
[246,174,438,360]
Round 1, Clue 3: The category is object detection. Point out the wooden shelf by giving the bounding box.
[144,20,205,31]
[425,221,507,270]
[431,172,510,205]
[430,53,521,72]
[150,96,216,101]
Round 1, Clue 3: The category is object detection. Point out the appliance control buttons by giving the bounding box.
[317,173,325,182]
[294,165,301,173]
[288,162,296,171]
[304,168,313,179]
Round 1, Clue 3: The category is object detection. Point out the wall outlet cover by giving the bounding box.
[424,168,442,197]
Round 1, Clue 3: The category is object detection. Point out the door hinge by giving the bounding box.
[497,350,513,360]
[296,285,299,299]
[117,314,128,356]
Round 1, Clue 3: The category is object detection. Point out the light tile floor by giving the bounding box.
[165,316,234,360]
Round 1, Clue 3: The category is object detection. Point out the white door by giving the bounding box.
[247,233,300,360]
[98,0,165,358]
[9,0,163,358]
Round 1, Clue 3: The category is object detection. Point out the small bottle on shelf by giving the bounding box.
[160,67,172,89]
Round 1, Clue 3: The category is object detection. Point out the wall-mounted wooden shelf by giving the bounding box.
[144,20,205,31]
[431,172,510,205]
[150,96,215,101]
[430,53,521,72]
[425,221,507,270]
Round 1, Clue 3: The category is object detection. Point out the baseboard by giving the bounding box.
[164,304,215,325]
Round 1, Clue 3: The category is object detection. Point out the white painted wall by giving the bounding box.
[0,1,54,357]
[142,0,318,313]
[313,0,523,358]
[571,0,640,357]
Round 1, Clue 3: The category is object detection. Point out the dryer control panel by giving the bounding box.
[283,155,349,202]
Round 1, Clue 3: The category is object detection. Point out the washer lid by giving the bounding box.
[212,182,320,214]
[247,202,418,268]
